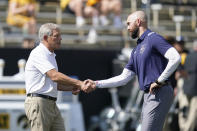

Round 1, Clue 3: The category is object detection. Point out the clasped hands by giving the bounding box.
[72,79,96,95]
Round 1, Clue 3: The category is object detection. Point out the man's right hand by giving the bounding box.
[82,79,96,93]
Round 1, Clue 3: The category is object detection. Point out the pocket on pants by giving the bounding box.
[147,93,160,111]
[24,102,39,127]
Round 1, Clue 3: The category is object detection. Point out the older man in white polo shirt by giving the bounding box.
[24,23,92,131]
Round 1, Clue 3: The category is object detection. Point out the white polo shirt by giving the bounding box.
[25,43,58,97]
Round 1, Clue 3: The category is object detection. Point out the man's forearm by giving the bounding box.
[55,72,82,89]
[57,84,73,91]
[47,69,83,89]
[96,68,134,88]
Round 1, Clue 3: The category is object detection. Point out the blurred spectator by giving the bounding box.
[100,0,122,28]
[86,0,123,43]
[164,36,191,131]
[7,0,37,48]
[84,0,100,44]
[60,0,99,27]
[164,35,176,45]
[181,40,197,131]
[60,0,99,44]
[174,36,188,75]
[60,0,123,44]
[61,0,84,27]
[172,37,190,131]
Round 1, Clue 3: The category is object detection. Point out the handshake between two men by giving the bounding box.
[72,79,97,95]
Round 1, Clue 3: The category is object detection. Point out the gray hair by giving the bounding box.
[38,23,60,41]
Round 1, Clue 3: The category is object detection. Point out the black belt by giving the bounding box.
[144,88,150,93]
[27,93,57,101]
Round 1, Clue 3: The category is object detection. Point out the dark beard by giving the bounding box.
[131,27,139,39]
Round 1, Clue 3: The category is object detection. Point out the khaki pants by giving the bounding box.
[24,97,65,131]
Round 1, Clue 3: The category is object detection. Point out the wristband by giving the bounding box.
[155,80,167,86]
[155,80,162,85]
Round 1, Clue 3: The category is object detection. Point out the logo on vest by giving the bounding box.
[140,44,146,54]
